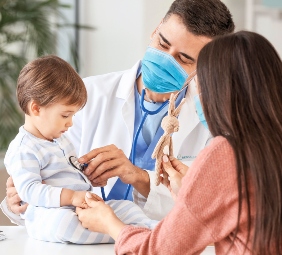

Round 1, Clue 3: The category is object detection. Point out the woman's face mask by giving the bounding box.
[141,47,194,94]
[193,94,209,130]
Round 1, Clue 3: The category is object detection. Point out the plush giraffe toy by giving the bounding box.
[152,93,186,186]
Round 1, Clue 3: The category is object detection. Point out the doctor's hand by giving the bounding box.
[161,155,189,201]
[6,176,28,215]
[78,144,150,197]
[76,192,125,240]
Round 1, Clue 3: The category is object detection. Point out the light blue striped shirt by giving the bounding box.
[4,126,91,208]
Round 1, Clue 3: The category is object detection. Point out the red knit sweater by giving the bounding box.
[115,136,254,255]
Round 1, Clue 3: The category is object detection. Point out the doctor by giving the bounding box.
[2,0,234,223]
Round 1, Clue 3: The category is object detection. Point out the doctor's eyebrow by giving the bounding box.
[159,32,196,63]
[159,32,171,46]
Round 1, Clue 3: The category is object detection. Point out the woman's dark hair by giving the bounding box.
[164,0,235,37]
[197,31,282,254]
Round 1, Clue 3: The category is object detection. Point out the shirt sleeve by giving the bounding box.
[0,198,25,226]
[6,147,62,208]
[133,170,174,221]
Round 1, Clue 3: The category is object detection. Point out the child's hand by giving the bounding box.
[72,191,88,208]
[72,191,103,208]
[76,192,124,238]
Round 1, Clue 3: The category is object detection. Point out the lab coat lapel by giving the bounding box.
[116,61,141,157]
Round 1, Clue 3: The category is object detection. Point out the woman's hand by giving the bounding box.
[6,176,28,215]
[161,155,189,200]
[76,192,126,240]
[71,191,103,208]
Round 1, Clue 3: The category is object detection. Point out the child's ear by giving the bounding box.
[29,100,41,116]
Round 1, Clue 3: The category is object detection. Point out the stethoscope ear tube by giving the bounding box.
[140,89,169,114]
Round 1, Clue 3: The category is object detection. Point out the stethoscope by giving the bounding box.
[123,89,170,200]
[69,156,107,200]
[68,90,169,201]
[119,27,197,198]
[69,77,194,201]
[123,77,196,200]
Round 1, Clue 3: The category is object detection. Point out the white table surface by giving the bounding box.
[0,226,216,254]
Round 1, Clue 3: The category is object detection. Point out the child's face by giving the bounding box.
[32,102,80,141]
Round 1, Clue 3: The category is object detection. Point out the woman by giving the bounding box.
[76,31,282,254]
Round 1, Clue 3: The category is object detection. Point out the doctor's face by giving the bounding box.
[144,14,211,103]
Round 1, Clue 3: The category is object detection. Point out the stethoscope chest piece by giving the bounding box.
[69,156,107,201]
[69,156,87,171]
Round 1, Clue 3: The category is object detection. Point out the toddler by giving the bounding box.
[4,55,157,244]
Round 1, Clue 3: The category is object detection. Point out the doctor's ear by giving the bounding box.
[28,100,41,116]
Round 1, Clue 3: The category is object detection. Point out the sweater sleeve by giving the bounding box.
[5,147,62,208]
[115,202,213,255]
[115,137,239,255]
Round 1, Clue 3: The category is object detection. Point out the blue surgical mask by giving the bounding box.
[141,47,189,93]
[194,94,209,130]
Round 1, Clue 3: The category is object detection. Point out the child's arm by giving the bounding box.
[5,147,63,208]
[5,145,103,209]
[60,189,103,208]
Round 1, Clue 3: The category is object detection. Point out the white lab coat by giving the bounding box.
[0,61,211,224]
[67,61,211,220]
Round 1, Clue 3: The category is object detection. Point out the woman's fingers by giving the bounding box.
[170,158,189,175]
[11,202,28,215]
[6,176,15,188]
[159,165,170,187]
[85,192,104,205]
[76,207,82,214]
[162,155,179,178]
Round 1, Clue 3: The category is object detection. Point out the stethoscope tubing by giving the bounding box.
[124,84,191,199]
[72,84,190,201]
[123,89,169,200]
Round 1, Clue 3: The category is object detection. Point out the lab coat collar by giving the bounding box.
[116,61,141,154]
[116,60,141,100]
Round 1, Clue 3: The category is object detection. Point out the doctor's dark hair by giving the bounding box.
[17,55,87,115]
[197,31,282,254]
[164,0,235,37]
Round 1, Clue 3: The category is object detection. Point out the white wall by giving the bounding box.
[62,0,282,78]
[228,0,282,56]
[57,0,76,65]
[255,10,282,56]
[222,0,246,31]
[78,0,173,78]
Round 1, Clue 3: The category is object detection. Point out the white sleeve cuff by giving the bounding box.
[44,187,63,208]
[133,188,147,209]
[141,171,175,221]
[0,197,25,226]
